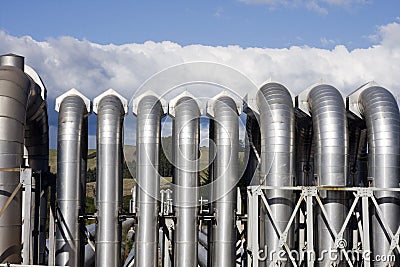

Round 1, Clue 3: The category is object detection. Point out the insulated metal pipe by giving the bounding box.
[55,93,89,267]
[256,83,295,266]
[134,95,164,267]
[307,84,348,266]
[94,93,126,267]
[358,85,400,265]
[171,96,200,267]
[210,96,239,266]
[0,54,30,263]
[24,78,49,264]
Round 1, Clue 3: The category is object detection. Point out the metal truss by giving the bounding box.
[246,185,400,267]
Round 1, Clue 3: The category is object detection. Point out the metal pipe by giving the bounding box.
[256,83,295,266]
[171,96,200,267]
[358,85,400,265]
[134,95,164,267]
[55,92,89,267]
[24,78,49,264]
[307,84,349,266]
[0,54,30,263]
[210,95,239,266]
[94,93,126,267]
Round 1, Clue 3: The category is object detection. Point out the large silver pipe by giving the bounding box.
[209,95,239,266]
[171,95,200,267]
[55,91,90,267]
[256,83,295,266]
[94,92,126,267]
[0,54,30,263]
[134,94,164,267]
[24,71,49,264]
[307,84,348,266]
[357,85,400,265]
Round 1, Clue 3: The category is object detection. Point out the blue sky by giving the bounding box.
[1,1,400,148]
[1,0,399,49]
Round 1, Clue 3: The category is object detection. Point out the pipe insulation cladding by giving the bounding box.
[256,83,295,266]
[358,85,400,265]
[94,92,127,267]
[209,96,239,267]
[0,55,30,263]
[170,95,200,267]
[55,92,90,267]
[307,84,349,267]
[133,94,165,267]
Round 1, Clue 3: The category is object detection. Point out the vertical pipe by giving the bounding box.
[95,94,125,266]
[307,84,348,266]
[55,94,89,267]
[211,96,239,266]
[172,96,200,267]
[0,54,30,263]
[256,83,295,266]
[358,86,400,265]
[134,95,164,267]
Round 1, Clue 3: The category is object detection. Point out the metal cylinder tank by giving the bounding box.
[134,94,165,267]
[94,91,127,267]
[307,84,348,266]
[256,83,295,266]
[209,95,239,266]
[170,95,200,267]
[55,91,90,267]
[0,54,30,263]
[358,85,400,265]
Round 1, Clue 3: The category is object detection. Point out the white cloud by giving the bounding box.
[0,21,399,106]
[239,0,368,14]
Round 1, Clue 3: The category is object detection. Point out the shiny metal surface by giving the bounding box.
[256,83,295,266]
[95,95,125,267]
[358,86,400,265]
[0,56,30,263]
[307,84,348,266]
[24,78,49,264]
[55,95,88,267]
[210,96,239,266]
[134,95,164,267]
[0,53,24,70]
[171,96,200,267]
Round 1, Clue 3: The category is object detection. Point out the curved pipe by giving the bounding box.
[358,86,400,264]
[307,84,348,266]
[172,96,200,267]
[0,55,30,263]
[256,83,295,266]
[134,95,164,267]
[55,95,89,267]
[95,94,125,266]
[24,78,49,264]
[210,96,239,266]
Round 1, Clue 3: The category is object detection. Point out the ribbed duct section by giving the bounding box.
[94,90,127,267]
[55,90,90,267]
[256,83,295,266]
[0,55,30,263]
[133,94,165,267]
[358,85,400,265]
[208,95,239,266]
[170,94,200,267]
[307,84,348,266]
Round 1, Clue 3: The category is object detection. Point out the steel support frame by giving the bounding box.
[246,185,400,267]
